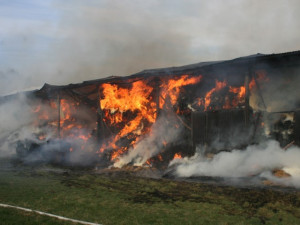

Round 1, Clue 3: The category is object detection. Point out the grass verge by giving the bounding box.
[0,165,300,225]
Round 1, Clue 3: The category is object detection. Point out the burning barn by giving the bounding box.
[1,50,300,168]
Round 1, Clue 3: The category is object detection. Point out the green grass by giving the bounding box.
[0,207,81,225]
[1,164,300,225]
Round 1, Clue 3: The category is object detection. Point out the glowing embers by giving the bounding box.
[32,101,56,122]
[99,80,157,160]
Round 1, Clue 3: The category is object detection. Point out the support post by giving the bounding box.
[294,110,300,146]
[154,77,161,118]
[191,112,195,152]
[57,94,61,138]
[205,111,209,147]
[253,73,267,110]
[96,85,102,144]
[244,70,250,127]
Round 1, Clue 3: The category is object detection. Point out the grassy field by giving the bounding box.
[1,162,300,225]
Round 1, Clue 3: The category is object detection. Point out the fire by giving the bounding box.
[145,159,152,166]
[99,75,202,161]
[38,134,46,140]
[200,77,257,111]
[111,149,124,161]
[249,70,269,90]
[159,75,202,109]
[78,134,91,142]
[99,80,157,160]
[229,86,246,107]
[157,154,163,161]
[32,97,94,155]
[33,104,50,120]
[60,99,72,124]
[30,70,270,167]
[100,81,156,123]
[173,153,182,159]
[230,86,246,99]
[204,80,227,110]
[32,105,41,113]
[58,99,79,137]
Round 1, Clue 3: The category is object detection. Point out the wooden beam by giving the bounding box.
[154,78,161,118]
[96,85,102,144]
[253,72,267,110]
[244,71,250,126]
[57,93,61,138]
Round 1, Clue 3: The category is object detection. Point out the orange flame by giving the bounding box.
[173,153,182,159]
[60,99,71,124]
[228,86,246,108]
[31,70,270,165]
[159,75,202,109]
[249,71,269,90]
[100,80,157,160]
[204,80,227,110]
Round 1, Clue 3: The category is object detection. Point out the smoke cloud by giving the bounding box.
[259,69,300,112]
[1,0,300,95]
[0,93,98,166]
[170,140,300,187]
[114,114,183,167]
[0,94,36,157]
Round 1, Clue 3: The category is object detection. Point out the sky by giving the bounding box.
[0,0,300,95]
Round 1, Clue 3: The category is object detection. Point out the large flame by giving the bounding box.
[99,75,202,161]
[99,80,157,160]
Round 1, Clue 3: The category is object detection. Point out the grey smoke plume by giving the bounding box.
[1,0,300,95]
[114,114,183,168]
[170,140,300,187]
[0,94,55,158]
[17,137,98,167]
[249,68,300,112]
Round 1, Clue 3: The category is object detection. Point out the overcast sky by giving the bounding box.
[0,0,300,95]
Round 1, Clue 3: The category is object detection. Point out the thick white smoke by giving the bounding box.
[170,140,300,187]
[114,114,183,168]
[0,94,37,157]
[0,93,98,166]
